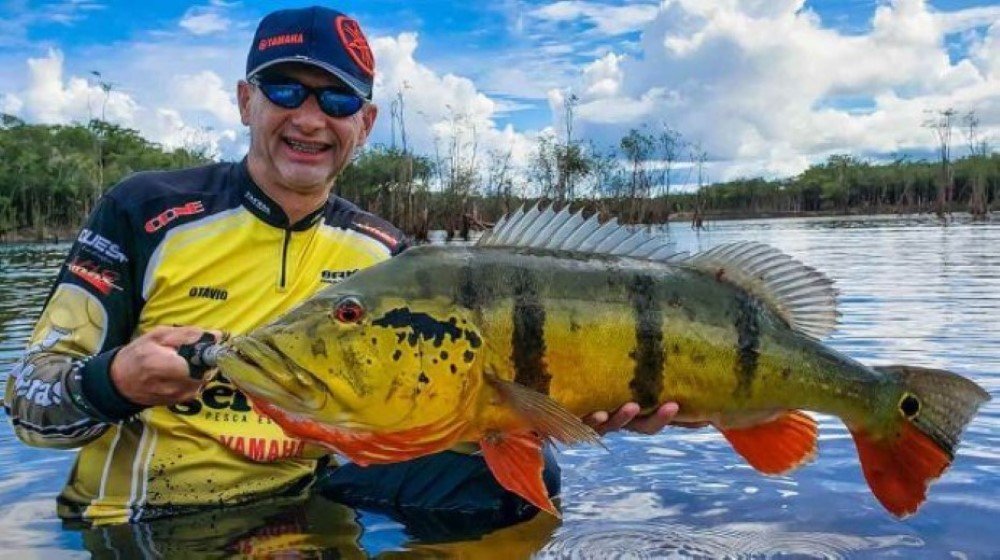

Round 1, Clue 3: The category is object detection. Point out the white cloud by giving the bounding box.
[1,93,23,115]
[179,7,230,36]
[370,33,537,173]
[22,49,137,124]
[171,70,242,126]
[530,1,660,36]
[7,49,239,158]
[559,0,1000,180]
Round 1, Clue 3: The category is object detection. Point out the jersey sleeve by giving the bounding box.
[4,193,145,448]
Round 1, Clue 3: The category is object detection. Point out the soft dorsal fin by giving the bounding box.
[681,242,839,339]
[477,204,685,263]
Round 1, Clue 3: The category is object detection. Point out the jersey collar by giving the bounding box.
[236,159,326,231]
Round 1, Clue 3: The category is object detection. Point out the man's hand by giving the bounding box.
[110,326,219,407]
[584,402,709,435]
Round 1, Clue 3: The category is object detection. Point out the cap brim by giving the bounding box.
[248,57,372,100]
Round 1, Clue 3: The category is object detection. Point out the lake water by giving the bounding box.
[1,214,997,558]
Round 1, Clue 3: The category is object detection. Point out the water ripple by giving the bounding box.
[537,520,923,559]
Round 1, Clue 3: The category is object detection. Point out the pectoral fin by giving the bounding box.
[486,375,601,446]
[718,410,818,475]
[480,430,559,517]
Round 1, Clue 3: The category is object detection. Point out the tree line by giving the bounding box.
[1,109,996,242]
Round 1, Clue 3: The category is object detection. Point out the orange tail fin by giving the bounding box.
[718,410,818,475]
[480,431,559,517]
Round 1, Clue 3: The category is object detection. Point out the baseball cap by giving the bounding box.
[246,6,375,100]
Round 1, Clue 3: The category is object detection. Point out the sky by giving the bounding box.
[1,0,998,187]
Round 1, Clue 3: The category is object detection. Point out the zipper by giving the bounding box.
[279,229,291,289]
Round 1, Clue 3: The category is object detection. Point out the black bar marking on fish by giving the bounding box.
[734,294,761,397]
[627,274,665,409]
[511,268,550,394]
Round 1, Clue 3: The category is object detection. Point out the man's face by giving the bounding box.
[238,63,377,198]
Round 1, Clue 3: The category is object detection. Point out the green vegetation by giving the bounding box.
[2,113,996,242]
[0,115,210,240]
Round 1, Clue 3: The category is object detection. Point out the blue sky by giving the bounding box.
[2,0,998,186]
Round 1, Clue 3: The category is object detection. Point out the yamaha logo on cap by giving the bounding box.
[246,6,375,100]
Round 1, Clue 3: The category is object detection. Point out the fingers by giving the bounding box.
[584,402,709,436]
[147,326,218,348]
[625,402,679,435]
[584,402,640,436]
[110,326,219,407]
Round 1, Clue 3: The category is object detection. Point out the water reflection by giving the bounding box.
[2,215,999,557]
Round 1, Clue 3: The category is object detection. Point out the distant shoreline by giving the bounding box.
[1,208,990,246]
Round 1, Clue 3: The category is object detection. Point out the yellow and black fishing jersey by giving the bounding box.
[3,159,407,525]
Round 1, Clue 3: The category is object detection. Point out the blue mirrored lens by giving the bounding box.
[259,83,309,109]
[317,91,364,118]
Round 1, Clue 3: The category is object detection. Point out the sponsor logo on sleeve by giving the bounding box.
[67,258,122,295]
[13,367,63,407]
[145,201,205,233]
[78,228,128,264]
[352,222,400,249]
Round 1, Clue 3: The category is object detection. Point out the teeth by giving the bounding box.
[287,139,325,154]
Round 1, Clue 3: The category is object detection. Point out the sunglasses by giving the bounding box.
[249,75,365,118]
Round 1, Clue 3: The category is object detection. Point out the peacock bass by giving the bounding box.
[214,206,989,518]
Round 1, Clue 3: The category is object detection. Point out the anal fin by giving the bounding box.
[718,410,818,475]
[480,431,560,517]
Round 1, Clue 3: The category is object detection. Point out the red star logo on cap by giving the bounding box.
[335,16,374,77]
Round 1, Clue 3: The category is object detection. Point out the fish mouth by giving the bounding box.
[221,336,328,413]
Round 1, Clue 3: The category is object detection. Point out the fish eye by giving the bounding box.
[333,296,365,323]
[898,393,921,419]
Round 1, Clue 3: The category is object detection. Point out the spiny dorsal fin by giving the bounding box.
[477,204,685,263]
[681,242,839,339]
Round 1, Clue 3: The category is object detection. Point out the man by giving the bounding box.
[4,6,685,527]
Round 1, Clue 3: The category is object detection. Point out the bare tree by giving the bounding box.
[962,110,990,219]
[923,108,957,219]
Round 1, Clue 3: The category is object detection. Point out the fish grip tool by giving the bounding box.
[177,333,221,380]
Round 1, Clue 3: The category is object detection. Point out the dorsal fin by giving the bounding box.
[477,206,838,339]
[681,242,839,339]
[477,204,684,263]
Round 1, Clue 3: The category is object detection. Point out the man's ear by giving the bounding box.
[357,103,378,144]
[237,80,253,126]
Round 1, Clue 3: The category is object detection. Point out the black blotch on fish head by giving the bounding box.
[463,350,475,363]
[371,337,378,346]
[392,349,403,361]
[440,351,449,360]
[418,372,430,384]
[450,364,458,374]
[373,307,465,348]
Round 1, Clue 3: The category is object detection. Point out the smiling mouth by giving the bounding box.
[284,138,331,154]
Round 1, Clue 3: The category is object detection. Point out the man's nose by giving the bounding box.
[290,93,326,131]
